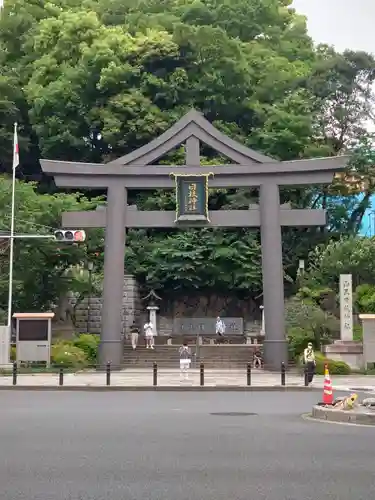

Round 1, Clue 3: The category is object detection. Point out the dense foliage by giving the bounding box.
[0,177,104,317]
[306,236,375,290]
[1,0,375,310]
[10,333,99,368]
[297,351,351,375]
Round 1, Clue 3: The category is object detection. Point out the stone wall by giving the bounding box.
[157,293,261,336]
[72,275,141,335]
[70,279,261,337]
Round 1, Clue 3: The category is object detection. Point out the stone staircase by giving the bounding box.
[196,345,256,368]
[123,344,258,368]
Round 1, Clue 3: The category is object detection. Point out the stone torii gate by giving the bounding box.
[41,110,347,370]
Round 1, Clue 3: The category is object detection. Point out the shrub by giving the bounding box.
[73,334,99,363]
[297,351,351,375]
[285,296,339,347]
[51,343,88,368]
[355,284,375,314]
[287,326,315,361]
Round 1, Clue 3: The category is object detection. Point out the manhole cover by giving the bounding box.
[210,412,258,416]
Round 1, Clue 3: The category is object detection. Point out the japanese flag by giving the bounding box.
[13,123,19,170]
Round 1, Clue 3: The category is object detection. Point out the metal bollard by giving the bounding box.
[200,363,204,386]
[59,367,64,386]
[304,364,309,387]
[153,363,157,386]
[247,363,251,386]
[281,362,286,386]
[12,362,17,386]
[106,362,111,386]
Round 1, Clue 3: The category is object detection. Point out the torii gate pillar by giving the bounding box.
[260,183,287,367]
[100,183,127,368]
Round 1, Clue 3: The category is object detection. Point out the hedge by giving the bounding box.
[72,334,100,363]
[10,334,100,368]
[51,343,89,368]
[297,351,351,375]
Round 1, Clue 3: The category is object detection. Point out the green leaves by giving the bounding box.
[305,236,375,290]
[0,0,325,166]
[355,284,375,314]
[1,0,375,305]
[125,228,262,294]
[0,176,104,315]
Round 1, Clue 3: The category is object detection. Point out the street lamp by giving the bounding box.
[86,261,94,333]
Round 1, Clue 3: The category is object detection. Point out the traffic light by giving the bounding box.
[54,230,86,243]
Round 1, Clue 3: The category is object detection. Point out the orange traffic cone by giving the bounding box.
[323,364,333,405]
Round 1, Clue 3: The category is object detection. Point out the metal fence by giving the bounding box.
[1,362,311,388]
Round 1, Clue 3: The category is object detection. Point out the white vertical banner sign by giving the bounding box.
[340,274,353,341]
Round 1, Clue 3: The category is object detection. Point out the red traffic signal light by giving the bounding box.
[54,230,86,243]
[73,230,85,242]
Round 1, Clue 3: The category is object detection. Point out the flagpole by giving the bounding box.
[7,123,17,327]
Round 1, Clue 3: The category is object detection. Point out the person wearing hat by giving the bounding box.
[303,342,316,385]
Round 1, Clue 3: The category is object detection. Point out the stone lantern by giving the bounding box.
[142,290,162,337]
[260,305,265,335]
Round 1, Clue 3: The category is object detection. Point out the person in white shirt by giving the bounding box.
[215,316,226,343]
[144,321,154,349]
[179,343,191,380]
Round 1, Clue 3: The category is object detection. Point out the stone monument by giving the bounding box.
[340,274,353,341]
[324,274,363,369]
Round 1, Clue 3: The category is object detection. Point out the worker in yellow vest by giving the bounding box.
[303,342,316,385]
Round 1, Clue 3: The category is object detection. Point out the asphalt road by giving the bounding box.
[1,390,375,500]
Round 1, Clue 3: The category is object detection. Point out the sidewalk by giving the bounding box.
[1,369,375,391]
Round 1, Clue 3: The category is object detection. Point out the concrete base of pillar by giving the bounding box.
[98,340,123,369]
[323,341,363,370]
[263,339,288,371]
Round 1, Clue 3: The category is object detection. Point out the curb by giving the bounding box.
[310,405,375,426]
[302,413,375,428]
[0,385,322,392]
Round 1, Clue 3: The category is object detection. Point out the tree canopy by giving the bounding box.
[1,0,375,308]
[0,176,103,317]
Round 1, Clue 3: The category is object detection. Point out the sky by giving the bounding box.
[292,0,375,54]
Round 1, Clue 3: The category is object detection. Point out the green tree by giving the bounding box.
[0,176,104,317]
[1,0,374,303]
[305,236,375,291]
[125,228,262,293]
